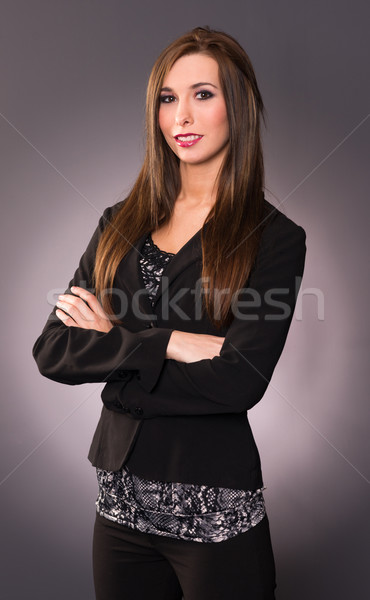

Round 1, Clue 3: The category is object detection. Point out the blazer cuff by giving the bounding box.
[134,327,174,393]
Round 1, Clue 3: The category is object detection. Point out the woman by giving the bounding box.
[33,26,306,600]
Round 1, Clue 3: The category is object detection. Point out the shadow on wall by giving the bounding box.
[274,484,369,599]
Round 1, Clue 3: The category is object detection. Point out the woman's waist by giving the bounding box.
[89,408,263,489]
[96,465,265,516]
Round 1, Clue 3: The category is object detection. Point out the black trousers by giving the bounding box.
[93,512,277,600]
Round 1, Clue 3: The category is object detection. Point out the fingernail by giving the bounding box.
[56,309,67,320]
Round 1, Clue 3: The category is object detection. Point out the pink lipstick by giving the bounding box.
[174,133,203,147]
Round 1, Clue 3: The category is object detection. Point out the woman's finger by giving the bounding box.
[56,288,113,332]
[70,286,109,319]
[56,296,94,325]
[55,308,79,327]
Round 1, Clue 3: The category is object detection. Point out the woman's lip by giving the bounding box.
[174,134,203,148]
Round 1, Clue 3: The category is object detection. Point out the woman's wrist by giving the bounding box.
[165,330,182,360]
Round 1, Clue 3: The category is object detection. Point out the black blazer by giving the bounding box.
[33,198,307,491]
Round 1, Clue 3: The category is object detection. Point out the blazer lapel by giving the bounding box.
[115,223,208,319]
[152,225,205,309]
[114,232,152,319]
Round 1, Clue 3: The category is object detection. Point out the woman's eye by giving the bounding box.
[160,95,175,103]
[195,90,214,100]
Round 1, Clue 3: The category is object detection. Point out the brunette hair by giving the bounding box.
[94,26,267,328]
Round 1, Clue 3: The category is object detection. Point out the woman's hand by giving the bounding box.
[55,286,113,333]
[166,330,225,363]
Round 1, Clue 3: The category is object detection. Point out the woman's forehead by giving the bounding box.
[162,54,220,90]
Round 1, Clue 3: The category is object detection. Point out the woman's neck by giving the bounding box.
[178,161,220,208]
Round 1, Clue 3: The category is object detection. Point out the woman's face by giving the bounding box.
[158,53,229,170]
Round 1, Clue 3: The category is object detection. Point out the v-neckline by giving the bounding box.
[148,232,176,257]
[114,223,209,317]
[149,225,206,258]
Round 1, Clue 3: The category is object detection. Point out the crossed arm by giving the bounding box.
[55,285,225,362]
[33,204,306,417]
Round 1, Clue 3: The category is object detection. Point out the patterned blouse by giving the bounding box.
[95,233,266,543]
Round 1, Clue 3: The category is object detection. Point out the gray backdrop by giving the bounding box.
[1,1,369,598]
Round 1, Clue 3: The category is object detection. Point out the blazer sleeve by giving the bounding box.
[102,216,307,417]
[32,204,174,391]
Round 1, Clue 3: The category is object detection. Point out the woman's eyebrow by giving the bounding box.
[160,82,218,92]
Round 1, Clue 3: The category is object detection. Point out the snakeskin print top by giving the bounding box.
[95,233,266,543]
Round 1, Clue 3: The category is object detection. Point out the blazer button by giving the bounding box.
[122,406,130,414]
[134,407,143,416]
[118,370,130,380]
[144,321,154,328]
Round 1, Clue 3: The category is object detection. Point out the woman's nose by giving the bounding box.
[175,100,193,127]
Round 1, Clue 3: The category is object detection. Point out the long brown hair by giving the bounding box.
[94,26,267,329]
